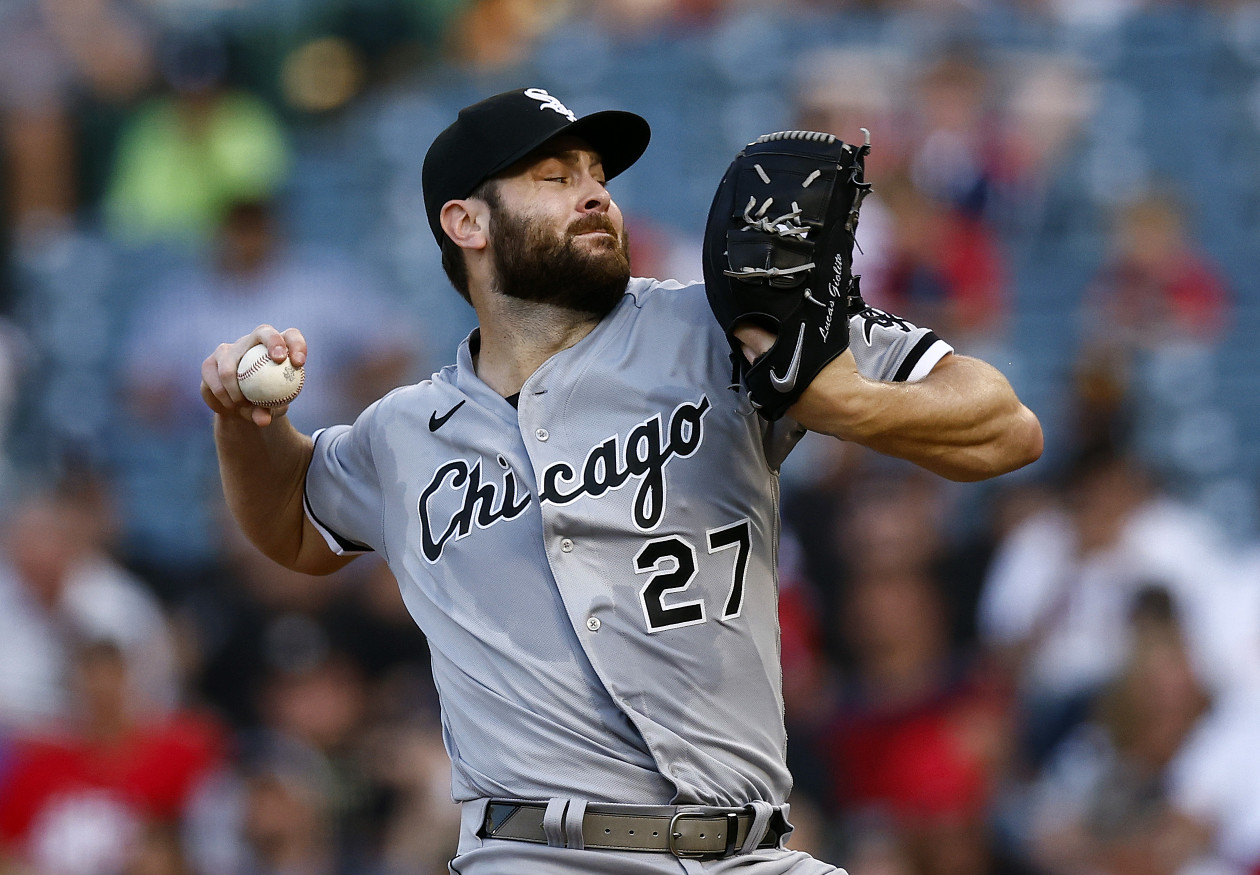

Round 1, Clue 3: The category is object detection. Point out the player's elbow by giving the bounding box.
[1005,405,1045,471]
[285,547,357,577]
[285,531,358,577]
[242,523,355,577]
[943,405,1044,482]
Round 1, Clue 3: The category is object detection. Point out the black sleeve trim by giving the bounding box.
[302,487,374,554]
[892,332,942,383]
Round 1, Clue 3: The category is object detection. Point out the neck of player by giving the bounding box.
[471,294,602,399]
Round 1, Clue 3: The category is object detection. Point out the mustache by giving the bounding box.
[567,214,619,238]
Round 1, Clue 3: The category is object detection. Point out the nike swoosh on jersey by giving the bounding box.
[428,400,466,431]
[769,323,806,392]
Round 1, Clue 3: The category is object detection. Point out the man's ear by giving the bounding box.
[440,199,489,251]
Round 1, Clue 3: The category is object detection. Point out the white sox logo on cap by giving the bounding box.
[523,87,577,121]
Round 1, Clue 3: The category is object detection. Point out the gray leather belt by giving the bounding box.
[480,800,784,859]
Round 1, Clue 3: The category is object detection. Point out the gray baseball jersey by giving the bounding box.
[304,277,950,808]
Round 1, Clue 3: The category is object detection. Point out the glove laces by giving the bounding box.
[724,196,814,280]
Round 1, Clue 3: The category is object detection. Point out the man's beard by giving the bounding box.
[487,198,632,319]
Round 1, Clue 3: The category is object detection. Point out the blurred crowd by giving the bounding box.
[3,0,1260,873]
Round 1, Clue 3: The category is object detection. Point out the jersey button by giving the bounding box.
[536,428,549,441]
[560,538,574,553]
[586,617,601,632]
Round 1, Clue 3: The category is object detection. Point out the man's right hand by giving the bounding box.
[201,324,307,427]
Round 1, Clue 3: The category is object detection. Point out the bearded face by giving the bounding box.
[484,188,632,319]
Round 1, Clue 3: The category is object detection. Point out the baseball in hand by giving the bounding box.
[236,343,304,408]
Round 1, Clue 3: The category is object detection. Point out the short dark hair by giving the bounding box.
[439,178,500,304]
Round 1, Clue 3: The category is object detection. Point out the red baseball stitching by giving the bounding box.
[237,349,303,407]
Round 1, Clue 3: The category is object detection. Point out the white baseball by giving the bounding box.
[236,343,304,408]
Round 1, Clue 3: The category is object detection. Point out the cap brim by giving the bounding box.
[486,109,651,184]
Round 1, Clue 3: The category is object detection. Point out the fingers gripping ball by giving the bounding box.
[703,129,873,420]
[237,344,304,408]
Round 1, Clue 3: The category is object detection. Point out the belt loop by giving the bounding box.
[542,798,569,848]
[467,798,492,838]
[722,811,739,857]
[773,802,794,848]
[738,800,774,855]
[563,798,587,850]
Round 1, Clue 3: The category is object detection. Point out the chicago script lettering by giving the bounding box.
[538,396,711,531]
[416,395,712,561]
[418,459,531,562]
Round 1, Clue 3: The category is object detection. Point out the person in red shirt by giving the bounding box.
[1084,190,1230,348]
[0,639,226,874]
[818,480,1014,875]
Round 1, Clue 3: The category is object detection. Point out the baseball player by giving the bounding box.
[201,88,1043,874]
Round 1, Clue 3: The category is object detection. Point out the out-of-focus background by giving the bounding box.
[2,1,1260,873]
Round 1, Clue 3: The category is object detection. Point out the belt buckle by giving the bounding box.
[667,811,740,859]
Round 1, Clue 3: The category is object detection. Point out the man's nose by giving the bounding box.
[578,178,611,212]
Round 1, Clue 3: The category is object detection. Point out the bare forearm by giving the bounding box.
[215,413,311,562]
[792,353,1044,481]
[204,325,350,575]
[215,413,349,574]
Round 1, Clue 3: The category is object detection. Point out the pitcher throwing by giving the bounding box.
[201,87,1042,874]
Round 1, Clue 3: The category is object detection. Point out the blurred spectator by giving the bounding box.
[0,0,154,239]
[792,46,911,179]
[0,639,226,875]
[777,529,838,822]
[124,822,192,875]
[101,29,289,250]
[1162,686,1260,874]
[780,436,878,597]
[442,0,569,71]
[183,526,445,867]
[1073,186,1234,472]
[255,651,389,867]
[190,522,430,732]
[358,720,460,873]
[1021,587,1214,875]
[977,439,1235,771]
[0,485,179,733]
[782,452,1001,662]
[998,54,1099,233]
[816,472,1015,875]
[240,751,340,875]
[905,46,1005,222]
[1072,188,1231,486]
[896,42,1103,255]
[185,546,450,872]
[826,574,1009,875]
[868,170,1010,355]
[121,196,418,432]
[1081,188,1230,355]
[185,731,343,875]
[186,719,459,875]
[789,45,1013,357]
[112,195,421,579]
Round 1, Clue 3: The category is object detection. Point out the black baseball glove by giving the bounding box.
[703,129,873,420]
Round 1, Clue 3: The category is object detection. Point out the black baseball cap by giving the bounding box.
[422,87,651,246]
